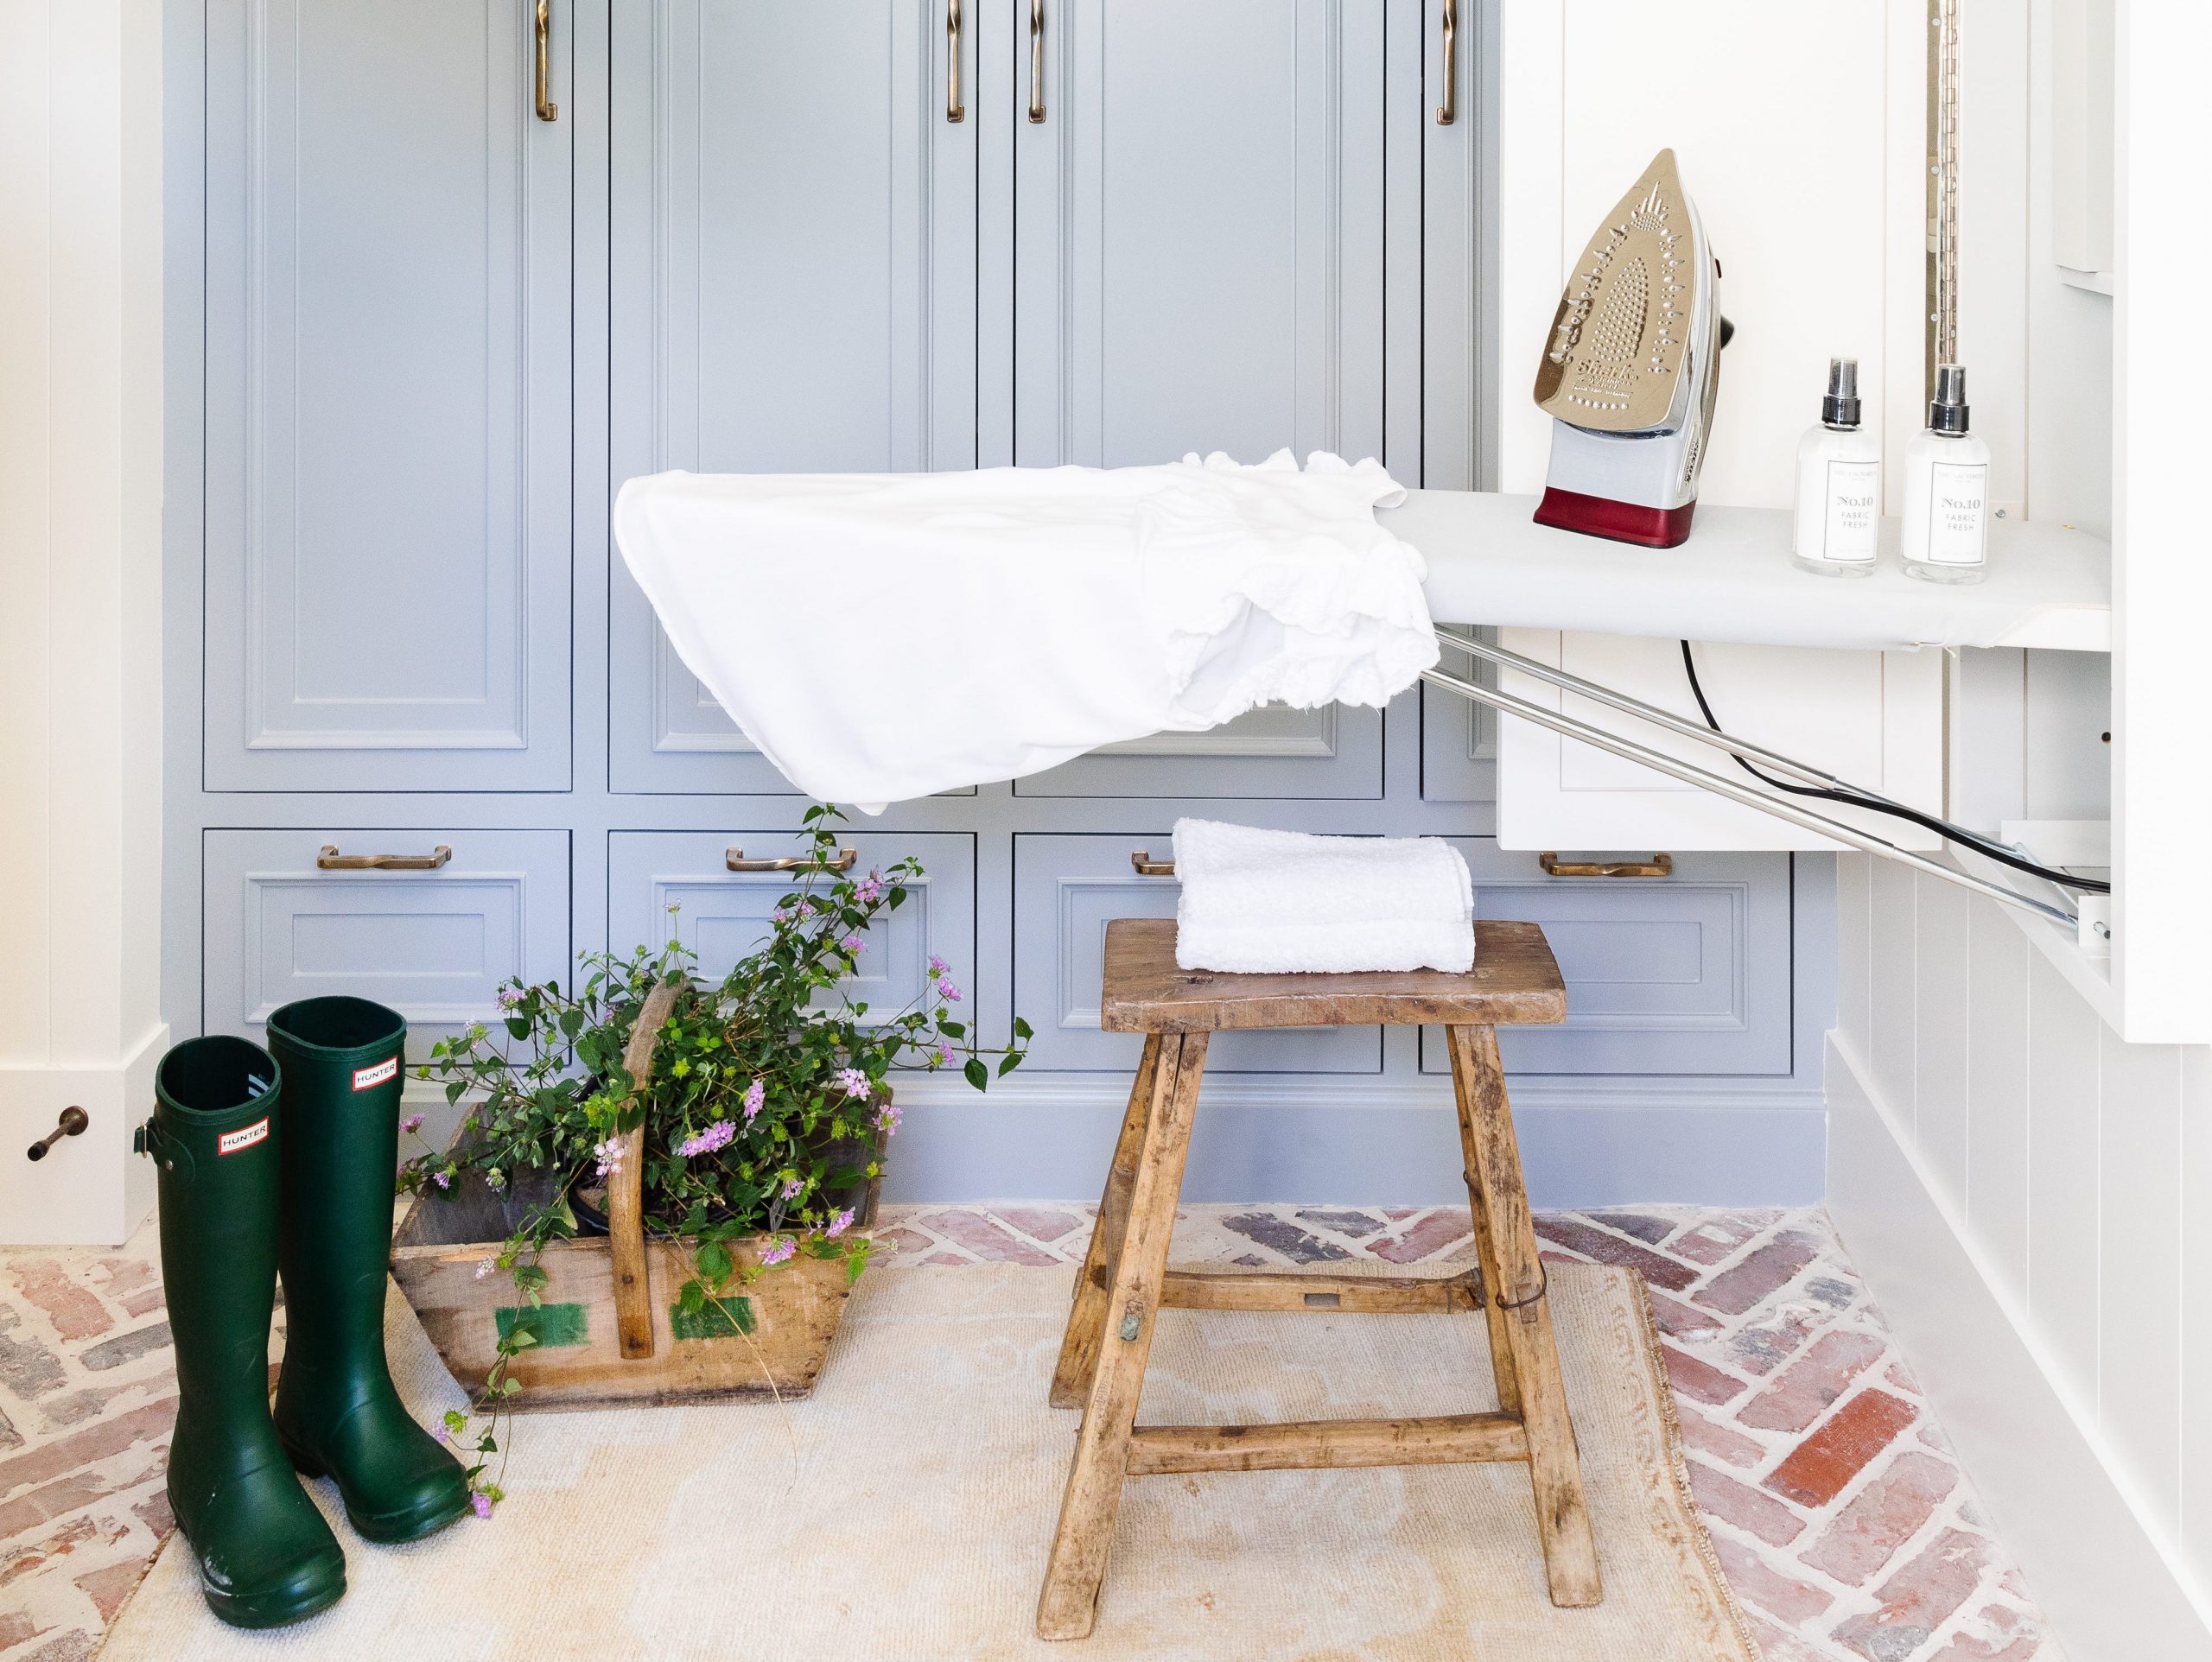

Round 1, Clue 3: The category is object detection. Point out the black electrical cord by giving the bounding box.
[1677,640,2110,895]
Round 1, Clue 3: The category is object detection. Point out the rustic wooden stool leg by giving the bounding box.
[1448,1023,1603,1608]
[1050,1033,1161,1408]
[1037,1031,1208,1640]
[1455,1122,1522,1419]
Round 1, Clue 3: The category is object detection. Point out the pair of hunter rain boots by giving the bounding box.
[142,998,470,1627]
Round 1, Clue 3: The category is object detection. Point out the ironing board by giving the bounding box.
[1391,490,2111,653]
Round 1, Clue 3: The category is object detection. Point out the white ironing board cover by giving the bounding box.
[614,453,1437,806]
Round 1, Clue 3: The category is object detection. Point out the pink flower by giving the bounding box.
[854,872,886,904]
[741,1078,766,1120]
[400,1113,424,1134]
[433,1169,454,1189]
[495,987,523,1011]
[874,1101,902,1137]
[841,934,865,955]
[760,1236,797,1267]
[677,1120,736,1158]
[825,1208,855,1240]
[470,1492,493,1519]
[593,1137,624,1178]
[934,1044,953,1067]
[834,1067,872,1100]
[936,980,962,1003]
[781,1177,804,1200]
[928,955,950,976]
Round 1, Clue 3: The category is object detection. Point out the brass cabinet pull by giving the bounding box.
[27,1107,89,1164]
[533,0,558,122]
[726,846,859,873]
[1435,0,1457,124]
[1028,0,1046,123]
[1539,853,1674,879]
[317,844,454,871]
[947,0,965,122]
[1130,851,1176,877]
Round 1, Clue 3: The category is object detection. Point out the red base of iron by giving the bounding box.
[1532,487,1697,549]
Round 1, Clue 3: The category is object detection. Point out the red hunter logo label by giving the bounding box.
[218,1118,270,1156]
[352,1056,399,1092]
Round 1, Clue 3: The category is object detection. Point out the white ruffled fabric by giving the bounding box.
[1172,818,1476,974]
[613,451,1435,808]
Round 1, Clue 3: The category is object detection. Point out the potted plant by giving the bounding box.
[388,807,1029,1510]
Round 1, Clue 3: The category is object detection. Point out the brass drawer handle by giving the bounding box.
[1539,853,1674,879]
[1130,851,1176,877]
[533,0,557,122]
[727,847,858,873]
[1434,0,1457,124]
[1027,0,1046,123]
[947,0,965,122]
[318,844,453,871]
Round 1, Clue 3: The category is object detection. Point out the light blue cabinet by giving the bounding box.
[607,1,978,794]
[200,0,572,792]
[607,832,976,1016]
[202,830,571,1062]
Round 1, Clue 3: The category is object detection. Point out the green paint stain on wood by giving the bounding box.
[671,1296,756,1341]
[496,1303,589,1348]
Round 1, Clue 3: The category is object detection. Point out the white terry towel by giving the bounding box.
[1172,818,1476,975]
[613,451,1436,808]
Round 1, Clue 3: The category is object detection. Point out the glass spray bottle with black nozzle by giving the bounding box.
[1902,365,1991,583]
[1792,358,1881,577]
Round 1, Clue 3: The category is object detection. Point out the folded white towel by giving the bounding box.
[1171,819,1475,975]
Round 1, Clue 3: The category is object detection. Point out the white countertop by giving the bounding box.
[1385,491,2112,652]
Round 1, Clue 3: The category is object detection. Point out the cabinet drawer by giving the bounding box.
[1014,834,1382,1075]
[203,830,571,1060]
[607,833,976,1022]
[1420,843,1793,1076]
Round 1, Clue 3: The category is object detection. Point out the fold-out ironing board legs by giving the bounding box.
[1035,917,1599,1640]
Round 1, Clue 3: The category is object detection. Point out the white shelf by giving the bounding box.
[1389,491,2111,654]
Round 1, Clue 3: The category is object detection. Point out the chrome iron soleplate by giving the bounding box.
[1534,148,1704,435]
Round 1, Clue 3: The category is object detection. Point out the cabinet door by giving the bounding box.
[202,0,571,791]
[203,830,571,1062]
[1495,631,1945,852]
[609,2,978,794]
[1007,0,1386,796]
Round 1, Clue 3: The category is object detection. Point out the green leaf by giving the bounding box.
[696,1240,732,1282]
[964,1056,988,1090]
[1012,1017,1033,1040]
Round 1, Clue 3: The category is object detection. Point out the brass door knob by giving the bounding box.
[27,1107,89,1162]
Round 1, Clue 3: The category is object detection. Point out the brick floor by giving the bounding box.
[0,1205,2063,1660]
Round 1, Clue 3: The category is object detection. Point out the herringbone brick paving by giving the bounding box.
[0,1205,2061,1659]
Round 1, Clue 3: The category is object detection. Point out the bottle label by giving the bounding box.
[1923,460,1988,565]
[1820,460,1881,563]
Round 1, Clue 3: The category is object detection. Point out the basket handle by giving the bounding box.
[610,973,684,1361]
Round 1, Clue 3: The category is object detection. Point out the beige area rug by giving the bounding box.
[104,1260,1758,1661]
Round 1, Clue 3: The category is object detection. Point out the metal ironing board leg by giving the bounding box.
[1414,659,2081,932]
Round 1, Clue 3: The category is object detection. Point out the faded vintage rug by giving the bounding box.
[103,1260,1758,1661]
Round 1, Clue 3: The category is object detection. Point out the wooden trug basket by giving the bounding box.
[391,974,875,1411]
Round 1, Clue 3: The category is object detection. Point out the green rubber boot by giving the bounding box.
[145,1037,347,1627]
[265,997,471,1544]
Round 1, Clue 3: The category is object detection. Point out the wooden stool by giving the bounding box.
[1036,917,1601,1640]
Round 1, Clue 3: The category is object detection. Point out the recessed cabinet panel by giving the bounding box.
[203,830,571,1061]
[607,833,976,1025]
[1417,843,1793,1077]
[608,2,978,793]
[201,0,571,790]
[1013,835,1382,1075]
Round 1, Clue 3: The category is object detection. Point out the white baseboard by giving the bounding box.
[1824,1032,2212,1662]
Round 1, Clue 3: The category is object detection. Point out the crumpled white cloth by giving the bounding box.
[613,450,1436,807]
[1171,818,1476,974]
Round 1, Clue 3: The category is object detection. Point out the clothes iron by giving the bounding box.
[1532,149,1724,549]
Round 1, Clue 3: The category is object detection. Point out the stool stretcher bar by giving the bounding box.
[1415,653,2080,931]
